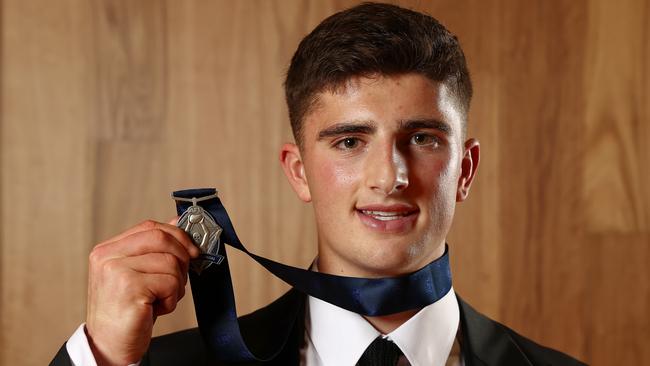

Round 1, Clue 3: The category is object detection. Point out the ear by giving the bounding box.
[280,143,312,202]
[456,138,480,202]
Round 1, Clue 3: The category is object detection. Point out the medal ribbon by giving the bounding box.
[173,188,452,362]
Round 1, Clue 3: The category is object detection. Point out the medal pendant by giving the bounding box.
[176,199,225,274]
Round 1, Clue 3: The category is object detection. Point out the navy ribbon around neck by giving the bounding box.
[173,188,452,363]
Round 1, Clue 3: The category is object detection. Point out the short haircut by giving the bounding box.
[284,2,472,146]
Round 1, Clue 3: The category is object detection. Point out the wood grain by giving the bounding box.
[583,0,650,234]
[92,0,168,141]
[1,1,95,364]
[580,0,650,363]
[497,0,590,357]
[1,1,648,365]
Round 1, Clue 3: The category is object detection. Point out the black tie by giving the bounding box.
[357,337,404,366]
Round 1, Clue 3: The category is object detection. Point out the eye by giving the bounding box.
[410,133,438,146]
[335,137,361,150]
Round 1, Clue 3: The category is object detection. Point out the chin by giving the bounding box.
[353,247,424,277]
[319,231,437,277]
[368,236,445,275]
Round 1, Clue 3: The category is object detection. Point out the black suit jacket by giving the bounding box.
[51,289,586,365]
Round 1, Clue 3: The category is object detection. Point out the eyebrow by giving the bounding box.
[316,118,452,140]
[399,119,453,136]
[317,121,376,140]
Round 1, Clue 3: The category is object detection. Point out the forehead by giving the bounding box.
[302,73,464,140]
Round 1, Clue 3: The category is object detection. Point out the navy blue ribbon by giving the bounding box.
[173,188,452,362]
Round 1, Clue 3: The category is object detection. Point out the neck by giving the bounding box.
[311,243,449,333]
[363,308,420,334]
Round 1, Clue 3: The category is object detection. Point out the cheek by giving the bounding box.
[309,158,361,228]
[438,159,460,188]
[414,156,456,186]
[413,155,460,208]
[310,158,360,198]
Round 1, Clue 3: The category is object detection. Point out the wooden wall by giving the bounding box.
[1,1,648,365]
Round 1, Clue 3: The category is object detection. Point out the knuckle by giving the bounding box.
[171,226,188,240]
[88,246,105,267]
[102,260,132,288]
[140,219,159,230]
[114,271,134,290]
[102,258,122,274]
[150,228,170,243]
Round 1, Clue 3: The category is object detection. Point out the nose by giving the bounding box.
[365,142,409,195]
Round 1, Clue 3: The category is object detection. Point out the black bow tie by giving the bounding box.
[357,337,404,366]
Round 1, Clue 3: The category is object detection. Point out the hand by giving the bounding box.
[85,219,200,366]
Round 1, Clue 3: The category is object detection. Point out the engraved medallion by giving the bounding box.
[173,193,225,274]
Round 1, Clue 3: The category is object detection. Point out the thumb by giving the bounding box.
[167,216,179,226]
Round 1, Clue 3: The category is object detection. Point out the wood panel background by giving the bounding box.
[1,1,648,365]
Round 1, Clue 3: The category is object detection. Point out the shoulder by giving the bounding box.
[505,327,587,366]
[457,296,587,366]
[146,289,305,366]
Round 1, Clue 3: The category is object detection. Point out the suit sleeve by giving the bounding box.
[49,324,143,366]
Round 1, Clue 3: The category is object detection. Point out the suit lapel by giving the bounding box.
[457,296,533,366]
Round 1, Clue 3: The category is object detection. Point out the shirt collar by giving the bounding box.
[305,287,460,366]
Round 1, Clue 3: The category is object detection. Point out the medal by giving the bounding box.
[172,191,225,274]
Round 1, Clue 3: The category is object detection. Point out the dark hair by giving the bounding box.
[284,2,472,145]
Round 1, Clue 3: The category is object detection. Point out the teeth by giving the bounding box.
[361,210,409,220]
[374,216,399,221]
[363,210,404,216]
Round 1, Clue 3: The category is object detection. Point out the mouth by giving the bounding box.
[355,204,419,233]
[358,210,414,221]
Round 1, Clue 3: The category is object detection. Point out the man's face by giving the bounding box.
[281,73,478,277]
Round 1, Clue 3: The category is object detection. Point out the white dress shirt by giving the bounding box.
[67,324,100,366]
[67,325,139,366]
[302,287,463,366]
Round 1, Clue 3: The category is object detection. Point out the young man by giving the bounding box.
[51,3,584,366]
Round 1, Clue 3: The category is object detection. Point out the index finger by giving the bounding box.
[98,220,199,258]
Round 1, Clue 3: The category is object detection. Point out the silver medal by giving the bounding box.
[173,192,225,274]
